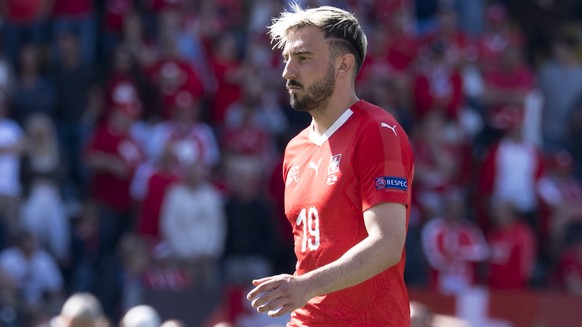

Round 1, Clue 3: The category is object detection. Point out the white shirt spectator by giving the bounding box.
[20,183,70,261]
[494,139,539,212]
[0,246,63,305]
[160,183,226,260]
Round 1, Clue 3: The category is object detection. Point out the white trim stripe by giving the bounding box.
[308,109,353,146]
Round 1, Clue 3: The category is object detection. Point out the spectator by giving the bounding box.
[104,44,159,124]
[85,102,144,258]
[243,27,285,88]
[139,0,185,38]
[422,6,472,70]
[146,35,205,120]
[224,80,288,137]
[222,81,286,168]
[68,202,100,294]
[159,160,226,288]
[222,156,278,286]
[51,0,96,64]
[101,0,136,64]
[374,2,417,74]
[84,102,144,319]
[412,40,464,121]
[477,114,544,234]
[422,191,489,294]
[0,230,64,323]
[52,32,95,199]
[0,0,53,64]
[356,28,391,97]
[538,33,582,151]
[155,5,211,91]
[19,113,70,263]
[478,46,534,150]
[121,12,159,68]
[476,3,524,73]
[47,292,109,327]
[134,141,180,243]
[208,31,246,125]
[147,91,220,169]
[0,93,25,241]
[486,200,537,290]
[10,44,56,125]
[412,111,462,219]
[120,305,160,327]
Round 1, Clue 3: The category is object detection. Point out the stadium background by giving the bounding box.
[0,0,581,326]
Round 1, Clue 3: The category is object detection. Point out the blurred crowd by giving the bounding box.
[0,0,582,326]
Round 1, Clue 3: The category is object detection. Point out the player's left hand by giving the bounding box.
[246,274,314,318]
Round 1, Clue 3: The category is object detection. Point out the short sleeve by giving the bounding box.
[355,120,413,212]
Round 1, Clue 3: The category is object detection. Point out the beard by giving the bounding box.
[288,63,336,112]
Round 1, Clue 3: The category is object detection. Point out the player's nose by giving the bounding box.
[282,59,297,80]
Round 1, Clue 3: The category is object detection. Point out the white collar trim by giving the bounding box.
[308,109,353,146]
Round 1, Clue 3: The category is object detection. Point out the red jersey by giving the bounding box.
[147,59,205,118]
[487,221,537,289]
[86,125,144,212]
[412,68,464,120]
[3,0,46,23]
[283,100,413,327]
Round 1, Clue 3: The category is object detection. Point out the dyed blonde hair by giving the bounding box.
[268,3,368,73]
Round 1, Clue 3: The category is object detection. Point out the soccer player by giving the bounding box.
[246,5,414,326]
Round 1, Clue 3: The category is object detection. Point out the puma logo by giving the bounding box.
[308,159,322,176]
[381,123,397,135]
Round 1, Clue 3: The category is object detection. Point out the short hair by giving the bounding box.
[121,305,161,327]
[268,4,368,73]
[60,293,104,325]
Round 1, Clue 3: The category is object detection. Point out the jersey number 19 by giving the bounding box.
[296,207,321,252]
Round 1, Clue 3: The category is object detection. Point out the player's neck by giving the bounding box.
[310,90,359,136]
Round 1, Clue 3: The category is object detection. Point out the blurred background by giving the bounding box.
[0,0,581,326]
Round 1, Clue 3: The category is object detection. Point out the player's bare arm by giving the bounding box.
[247,202,407,317]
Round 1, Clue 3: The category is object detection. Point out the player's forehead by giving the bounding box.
[282,26,328,56]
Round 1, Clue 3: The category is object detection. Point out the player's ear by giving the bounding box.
[337,53,355,76]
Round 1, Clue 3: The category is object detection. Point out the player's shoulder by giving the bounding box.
[351,100,401,130]
[351,100,408,140]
